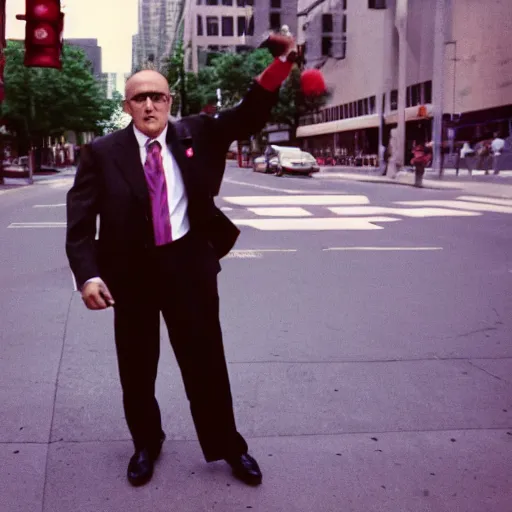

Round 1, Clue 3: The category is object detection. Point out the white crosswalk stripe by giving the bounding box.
[234,216,399,231]
[224,193,511,232]
[395,200,512,214]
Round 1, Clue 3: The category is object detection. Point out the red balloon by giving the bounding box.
[300,69,327,96]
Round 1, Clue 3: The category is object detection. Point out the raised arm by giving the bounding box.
[209,34,296,149]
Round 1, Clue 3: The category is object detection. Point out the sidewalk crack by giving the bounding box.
[467,360,503,381]
[40,292,73,512]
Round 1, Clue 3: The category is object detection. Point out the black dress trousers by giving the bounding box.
[112,231,248,461]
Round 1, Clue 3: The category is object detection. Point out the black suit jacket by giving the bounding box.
[66,81,279,289]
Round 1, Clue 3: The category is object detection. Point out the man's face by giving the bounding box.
[123,70,172,139]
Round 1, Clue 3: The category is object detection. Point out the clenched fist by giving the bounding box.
[81,280,115,310]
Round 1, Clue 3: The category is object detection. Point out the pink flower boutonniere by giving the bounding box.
[186,147,194,158]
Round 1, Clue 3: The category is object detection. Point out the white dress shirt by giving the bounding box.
[133,124,190,241]
[83,124,190,290]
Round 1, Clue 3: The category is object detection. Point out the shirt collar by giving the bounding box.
[133,123,169,149]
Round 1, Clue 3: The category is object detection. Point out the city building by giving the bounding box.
[99,72,128,99]
[132,0,186,72]
[66,38,102,76]
[296,0,512,163]
[182,0,299,73]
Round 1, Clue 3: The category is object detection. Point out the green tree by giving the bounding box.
[98,91,128,134]
[1,41,117,153]
[272,66,330,143]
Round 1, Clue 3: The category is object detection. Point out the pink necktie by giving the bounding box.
[144,141,172,246]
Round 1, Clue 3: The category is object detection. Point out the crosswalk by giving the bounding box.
[222,194,512,232]
[5,193,512,232]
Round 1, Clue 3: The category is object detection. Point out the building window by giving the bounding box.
[321,36,332,57]
[236,0,245,5]
[247,15,254,35]
[369,0,386,8]
[196,0,202,4]
[343,0,347,9]
[357,99,364,116]
[222,16,234,36]
[197,15,203,36]
[270,0,281,7]
[222,0,233,4]
[206,16,219,36]
[269,12,281,30]
[423,80,432,103]
[369,96,376,114]
[390,89,398,110]
[322,14,333,32]
[410,84,421,107]
[206,0,218,5]
[237,16,246,36]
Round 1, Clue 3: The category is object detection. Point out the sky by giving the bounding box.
[5,0,139,73]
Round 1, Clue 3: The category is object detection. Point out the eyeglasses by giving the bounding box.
[129,92,169,105]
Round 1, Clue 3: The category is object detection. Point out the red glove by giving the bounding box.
[256,34,296,92]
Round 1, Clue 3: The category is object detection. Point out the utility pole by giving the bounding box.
[377,6,391,170]
[395,0,408,168]
[0,0,6,185]
[432,0,446,176]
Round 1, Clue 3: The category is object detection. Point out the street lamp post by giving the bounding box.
[395,0,408,170]
[0,0,6,185]
[432,0,447,177]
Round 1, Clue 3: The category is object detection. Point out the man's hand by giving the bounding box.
[81,280,115,310]
[261,33,297,60]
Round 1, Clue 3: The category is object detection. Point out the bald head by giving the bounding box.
[125,70,170,100]
[123,70,172,138]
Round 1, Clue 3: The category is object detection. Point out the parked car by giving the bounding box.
[253,145,320,177]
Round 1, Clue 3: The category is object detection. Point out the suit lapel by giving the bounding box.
[166,121,199,199]
[113,124,150,207]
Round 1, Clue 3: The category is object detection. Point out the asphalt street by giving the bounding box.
[1,161,511,512]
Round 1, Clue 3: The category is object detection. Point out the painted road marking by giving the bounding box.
[224,195,369,206]
[396,200,512,214]
[328,206,480,218]
[33,203,66,208]
[8,222,66,228]
[233,216,398,231]
[220,206,233,212]
[457,196,512,207]
[248,207,313,217]
[323,246,443,252]
[224,179,305,194]
[226,249,297,259]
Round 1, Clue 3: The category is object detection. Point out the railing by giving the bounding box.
[315,154,379,167]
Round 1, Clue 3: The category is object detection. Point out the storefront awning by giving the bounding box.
[296,114,380,138]
[296,104,433,138]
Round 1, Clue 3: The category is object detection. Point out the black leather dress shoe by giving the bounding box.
[225,453,262,486]
[127,433,166,487]
[127,449,154,487]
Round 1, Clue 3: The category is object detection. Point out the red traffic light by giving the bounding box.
[17,1,64,69]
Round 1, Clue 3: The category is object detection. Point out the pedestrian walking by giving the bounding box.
[66,34,297,488]
[457,141,475,176]
[476,139,491,174]
[386,128,400,179]
[491,132,505,175]
[410,139,430,187]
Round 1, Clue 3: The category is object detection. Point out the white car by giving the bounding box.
[253,145,320,177]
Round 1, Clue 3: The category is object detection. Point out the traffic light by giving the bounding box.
[16,0,64,69]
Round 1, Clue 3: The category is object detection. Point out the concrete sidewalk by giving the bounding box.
[316,165,512,198]
[2,168,512,512]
